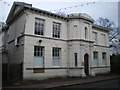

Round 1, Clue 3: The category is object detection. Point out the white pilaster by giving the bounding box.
[89,44,95,76]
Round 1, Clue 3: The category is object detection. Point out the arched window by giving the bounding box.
[73,25,78,38]
[74,53,78,67]
[85,27,88,39]
[74,25,77,27]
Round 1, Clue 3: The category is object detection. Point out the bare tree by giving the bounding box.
[95,17,115,29]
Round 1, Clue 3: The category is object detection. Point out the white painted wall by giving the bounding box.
[6,11,110,79]
[94,67,110,74]
[23,36,68,79]
[6,13,26,64]
[25,12,68,40]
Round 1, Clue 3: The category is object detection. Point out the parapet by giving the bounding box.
[68,13,94,23]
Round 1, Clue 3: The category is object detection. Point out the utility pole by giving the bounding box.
[118,2,120,41]
[0,0,2,89]
[118,2,120,54]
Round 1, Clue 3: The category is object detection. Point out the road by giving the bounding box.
[51,78,120,88]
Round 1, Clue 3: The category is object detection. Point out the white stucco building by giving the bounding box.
[2,2,110,80]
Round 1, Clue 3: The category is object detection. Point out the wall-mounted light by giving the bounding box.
[39,40,42,43]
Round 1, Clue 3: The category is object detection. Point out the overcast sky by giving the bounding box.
[0,0,119,27]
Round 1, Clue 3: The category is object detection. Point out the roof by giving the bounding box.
[6,2,32,24]
[6,2,68,24]
[92,24,110,32]
[68,13,94,23]
[6,2,109,32]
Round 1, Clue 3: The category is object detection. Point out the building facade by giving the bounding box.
[2,2,110,80]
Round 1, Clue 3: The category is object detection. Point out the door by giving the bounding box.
[84,54,89,75]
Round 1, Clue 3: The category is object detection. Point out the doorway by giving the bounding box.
[84,54,89,75]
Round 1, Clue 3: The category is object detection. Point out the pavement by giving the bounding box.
[2,73,120,89]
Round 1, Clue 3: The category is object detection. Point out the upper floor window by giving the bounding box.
[85,27,88,39]
[35,18,44,35]
[101,33,106,45]
[73,25,77,27]
[92,32,97,44]
[74,53,78,67]
[52,22,61,38]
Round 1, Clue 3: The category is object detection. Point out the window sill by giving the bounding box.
[24,34,67,41]
[52,66,61,68]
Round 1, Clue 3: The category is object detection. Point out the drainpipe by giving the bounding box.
[67,46,70,76]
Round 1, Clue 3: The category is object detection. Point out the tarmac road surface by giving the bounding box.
[52,78,120,88]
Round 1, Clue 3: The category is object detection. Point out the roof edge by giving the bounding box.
[92,24,110,32]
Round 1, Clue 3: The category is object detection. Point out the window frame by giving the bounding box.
[74,53,78,67]
[34,46,45,67]
[93,51,98,67]
[52,22,61,38]
[33,46,45,73]
[52,47,61,67]
[92,31,98,44]
[102,52,107,66]
[34,18,45,35]
[85,27,88,39]
[101,33,106,45]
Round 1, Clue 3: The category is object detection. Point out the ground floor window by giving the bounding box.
[34,46,44,73]
[102,52,107,65]
[74,53,78,67]
[93,51,98,67]
[52,47,61,66]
